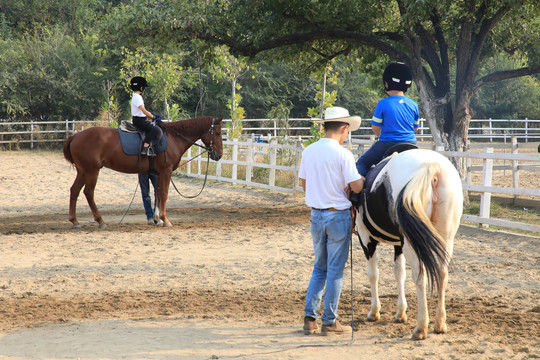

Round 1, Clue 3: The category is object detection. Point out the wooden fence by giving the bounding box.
[179,137,540,233]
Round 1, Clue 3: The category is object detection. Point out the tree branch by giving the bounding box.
[472,66,540,93]
[196,29,408,61]
[466,4,512,84]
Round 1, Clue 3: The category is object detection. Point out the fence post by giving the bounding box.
[269,139,277,187]
[511,136,519,202]
[186,146,192,175]
[216,148,222,179]
[246,138,253,183]
[197,144,202,175]
[232,140,238,180]
[293,140,302,195]
[30,120,34,149]
[489,118,493,143]
[525,118,528,143]
[479,147,494,228]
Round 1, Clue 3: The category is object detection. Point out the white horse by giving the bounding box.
[354,148,463,340]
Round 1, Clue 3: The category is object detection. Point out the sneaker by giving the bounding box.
[303,316,318,335]
[321,320,352,336]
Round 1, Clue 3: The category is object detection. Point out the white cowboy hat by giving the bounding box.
[312,106,361,131]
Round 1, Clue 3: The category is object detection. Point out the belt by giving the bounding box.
[312,207,342,212]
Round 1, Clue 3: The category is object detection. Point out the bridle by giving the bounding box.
[162,117,219,155]
[162,117,220,198]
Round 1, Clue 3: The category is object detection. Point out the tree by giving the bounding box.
[0,26,108,119]
[148,0,540,172]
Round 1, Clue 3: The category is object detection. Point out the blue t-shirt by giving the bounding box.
[371,95,419,142]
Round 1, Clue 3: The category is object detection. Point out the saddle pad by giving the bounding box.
[361,159,401,243]
[117,128,168,156]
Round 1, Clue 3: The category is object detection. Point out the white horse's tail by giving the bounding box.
[395,161,449,291]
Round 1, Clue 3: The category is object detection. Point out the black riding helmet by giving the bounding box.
[383,62,413,92]
[129,76,149,91]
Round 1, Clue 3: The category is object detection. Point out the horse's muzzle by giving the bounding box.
[210,150,222,161]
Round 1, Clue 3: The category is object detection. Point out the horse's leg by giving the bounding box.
[410,256,429,340]
[431,188,460,335]
[82,170,106,229]
[393,246,408,323]
[366,248,381,322]
[156,170,172,227]
[69,171,85,229]
[433,267,449,334]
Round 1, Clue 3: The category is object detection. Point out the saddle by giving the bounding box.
[359,159,401,244]
[353,144,418,245]
[117,121,168,156]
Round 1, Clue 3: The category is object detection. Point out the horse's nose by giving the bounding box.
[211,151,222,161]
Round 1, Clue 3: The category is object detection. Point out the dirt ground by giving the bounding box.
[0,150,539,359]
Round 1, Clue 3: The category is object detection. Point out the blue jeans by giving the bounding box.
[304,209,351,325]
[138,173,157,220]
[356,141,416,176]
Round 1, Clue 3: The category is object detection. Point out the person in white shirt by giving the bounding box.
[130,76,162,155]
[299,107,364,336]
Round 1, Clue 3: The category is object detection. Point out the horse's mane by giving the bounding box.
[162,117,213,136]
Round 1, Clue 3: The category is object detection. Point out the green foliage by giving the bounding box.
[471,54,540,119]
[0,26,108,119]
[226,90,244,139]
[0,0,538,139]
[267,103,291,137]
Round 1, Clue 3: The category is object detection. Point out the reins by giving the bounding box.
[170,149,212,199]
[163,117,217,199]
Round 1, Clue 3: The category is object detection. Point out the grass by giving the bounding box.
[463,198,540,237]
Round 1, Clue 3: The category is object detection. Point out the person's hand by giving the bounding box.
[153,114,161,122]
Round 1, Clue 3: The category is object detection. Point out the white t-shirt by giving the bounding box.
[131,93,145,117]
[299,138,361,210]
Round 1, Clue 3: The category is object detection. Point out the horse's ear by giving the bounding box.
[217,117,223,124]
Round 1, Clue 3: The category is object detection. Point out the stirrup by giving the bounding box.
[146,145,156,157]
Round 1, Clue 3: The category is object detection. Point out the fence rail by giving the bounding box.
[180,137,540,233]
[1,118,539,149]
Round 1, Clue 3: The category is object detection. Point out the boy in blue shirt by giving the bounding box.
[356,62,419,176]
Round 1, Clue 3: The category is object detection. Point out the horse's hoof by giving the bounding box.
[155,219,164,226]
[366,311,380,322]
[393,314,408,323]
[163,221,172,227]
[98,223,107,229]
[412,328,428,340]
[72,224,82,229]
[433,323,447,334]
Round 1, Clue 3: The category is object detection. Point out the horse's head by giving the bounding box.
[201,117,223,161]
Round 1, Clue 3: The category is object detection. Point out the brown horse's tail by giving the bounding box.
[63,134,75,164]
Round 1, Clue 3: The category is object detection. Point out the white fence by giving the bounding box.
[223,118,540,142]
[0,120,93,148]
[1,118,540,148]
[1,119,539,232]
[179,137,540,233]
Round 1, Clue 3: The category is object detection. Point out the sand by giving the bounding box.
[0,150,539,359]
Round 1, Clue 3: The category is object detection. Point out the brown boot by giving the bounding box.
[303,316,319,335]
[321,320,352,336]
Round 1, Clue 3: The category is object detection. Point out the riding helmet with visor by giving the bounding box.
[383,62,413,92]
[129,76,148,92]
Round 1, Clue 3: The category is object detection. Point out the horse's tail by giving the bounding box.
[63,134,75,164]
[395,161,449,292]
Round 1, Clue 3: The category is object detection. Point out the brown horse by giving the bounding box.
[63,117,223,228]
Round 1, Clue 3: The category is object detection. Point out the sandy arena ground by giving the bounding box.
[0,150,539,359]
